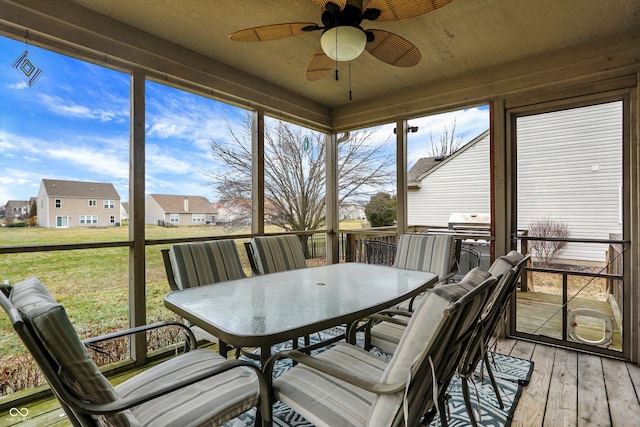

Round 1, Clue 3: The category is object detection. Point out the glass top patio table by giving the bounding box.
[164,262,437,364]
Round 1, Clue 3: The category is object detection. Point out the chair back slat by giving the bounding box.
[250,235,307,275]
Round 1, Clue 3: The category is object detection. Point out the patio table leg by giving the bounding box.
[260,345,272,368]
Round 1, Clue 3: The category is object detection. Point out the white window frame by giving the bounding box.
[110,215,116,224]
[103,200,115,209]
[55,199,61,208]
[55,216,68,228]
[192,213,206,223]
[169,213,179,223]
[80,215,98,225]
[89,199,97,207]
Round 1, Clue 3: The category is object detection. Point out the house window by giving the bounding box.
[103,200,115,209]
[192,214,205,223]
[170,214,179,223]
[55,216,68,228]
[80,215,98,224]
[55,199,61,208]
[89,199,97,206]
[110,215,116,224]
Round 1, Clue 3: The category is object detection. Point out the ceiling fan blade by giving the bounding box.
[305,47,334,81]
[310,0,347,10]
[229,23,318,42]
[364,0,453,22]
[365,29,421,67]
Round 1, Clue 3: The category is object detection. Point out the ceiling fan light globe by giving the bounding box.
[320,26,366,61]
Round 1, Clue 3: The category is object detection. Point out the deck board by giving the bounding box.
[601,357,640,427]
[512,344,555,427]
[577,353,609,427]
[543,348,577,427]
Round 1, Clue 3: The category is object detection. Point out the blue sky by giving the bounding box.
[0,35,489,206]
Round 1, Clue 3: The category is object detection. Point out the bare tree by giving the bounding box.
[427,118,464,158]
[528,218,570,267]
[207,115,394,232]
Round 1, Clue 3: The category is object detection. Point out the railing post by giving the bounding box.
[520,231,530,292]
[346,233,356,262]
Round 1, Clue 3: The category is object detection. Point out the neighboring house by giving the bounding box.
[408,129,491,227]
[120,202,129,222]
[37,179,121,228]
[339,201,366,221]
[5,200,30,221]
[408,102,622,263]
[145,194,217,225]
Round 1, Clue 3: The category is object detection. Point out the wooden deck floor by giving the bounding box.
[2,337,640,426]
[495,338,640,427]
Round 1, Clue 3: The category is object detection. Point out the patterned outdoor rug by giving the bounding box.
[224,328,533,427]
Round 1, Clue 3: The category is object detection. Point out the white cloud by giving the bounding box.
[38,94,125,122]
[145,143,193,175]
[6,81,28,90]
[45,145,129,180]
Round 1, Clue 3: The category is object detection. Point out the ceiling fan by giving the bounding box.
[229,0,454,81]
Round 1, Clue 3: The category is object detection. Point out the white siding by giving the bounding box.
[516,101,623,263]
[144,197,165,225]
[408,101,622,263]
[36,183,49,228]
[408,132,491,227]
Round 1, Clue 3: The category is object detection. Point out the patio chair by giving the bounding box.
[394,233,460,310]
[162,239,246,356]
[365,267,492,353]
[165,239,246,290]
[0,277,270,427]
[364,233,461,352]
[457,251,530,426]
[250,234,307,275]
[265,270,497,427]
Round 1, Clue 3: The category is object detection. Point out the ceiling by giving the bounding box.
[64,0,640,110]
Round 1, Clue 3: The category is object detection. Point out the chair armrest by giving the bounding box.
[367,313,410,327]
[265,349,405,395]
[82,320,197,352]
[375,308,414,318]
[60,357,270,419]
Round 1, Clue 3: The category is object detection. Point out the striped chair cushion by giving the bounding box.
[169,240,246,289]
[484,251,524,317]
[488,250,524,277]
[393,234,456,279]
[367,319,408,355]
[11,277,139,427]
[273,343,387,427]
[117,349,260,427]
[250,235,307,275]
[368,268,492,426]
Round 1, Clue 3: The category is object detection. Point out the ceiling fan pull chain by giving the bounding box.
[349,61,353,101]
[334,27,339,81]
